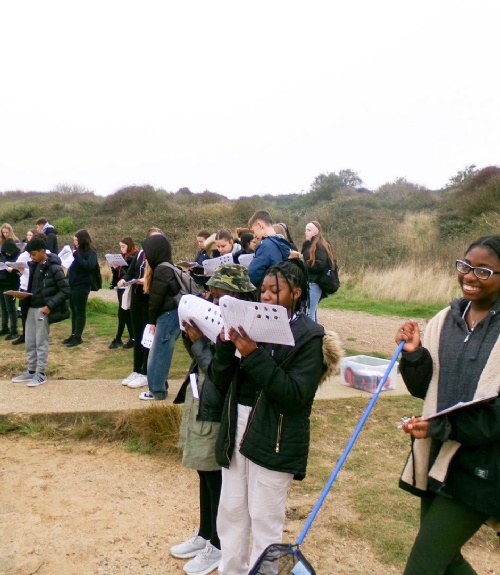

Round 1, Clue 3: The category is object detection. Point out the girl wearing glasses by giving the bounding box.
[395,235,500,575]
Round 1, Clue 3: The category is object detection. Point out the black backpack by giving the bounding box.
[90,262,103,291]
[316,258,340,295]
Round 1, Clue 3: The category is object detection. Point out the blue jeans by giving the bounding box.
[306,282,322,322]
[147,310,180,399]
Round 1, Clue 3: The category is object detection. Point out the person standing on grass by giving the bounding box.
[118,227,164,390]
[211,259,341,574]
[247,210,292,287]
[0,238,21,339]
[64,229,98,348]
[108,236,138,349]
[170,264,258,575]
[11,238,69,387]
[396,234,500,575]
[139,233,181,401]
[301,220,336,322]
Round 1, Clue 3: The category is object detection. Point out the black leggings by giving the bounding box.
[115,289,133,341]
[69,289,90,338]
[198,470,222,550]
[403,494,489,575]
[130,292,149,375]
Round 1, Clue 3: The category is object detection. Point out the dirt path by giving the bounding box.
[1,305,498,575]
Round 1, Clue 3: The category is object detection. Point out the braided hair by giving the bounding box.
[466,235,500,261]
[262,258,309,314]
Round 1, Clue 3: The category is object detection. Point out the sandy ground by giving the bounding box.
[1,305,499,575]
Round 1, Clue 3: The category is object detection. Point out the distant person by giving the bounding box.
[192,230,211,288]
[247,210,292,287]
[118,227,164,389]
[273,222,297,251]
[140,233,181,401]
[64,229,98,347]
[170,264,258,575]
[301,220,336,321]
[35,218,58,253]
[11,238,69,387]
[0,223,19,248]
[108,237,138,349]
[0,238,21,339]
[233,232,256,264]
[395,235,500,575]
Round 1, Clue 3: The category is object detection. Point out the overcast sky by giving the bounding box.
[1,1,498,198]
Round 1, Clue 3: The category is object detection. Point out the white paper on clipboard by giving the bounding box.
[202,254,234,276]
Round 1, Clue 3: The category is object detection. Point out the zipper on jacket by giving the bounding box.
[275,414,283,453]
[239,391,261,451]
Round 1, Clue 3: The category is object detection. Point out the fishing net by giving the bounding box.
[248,543,316,575]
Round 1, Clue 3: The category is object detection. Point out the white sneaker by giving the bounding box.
[170,531,208,559]
[128,374,148,388]
[27,373,47,387]
[183,542,221,575]
[122,372,140,386]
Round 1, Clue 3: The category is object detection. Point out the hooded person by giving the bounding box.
[139,234,181,400]
[0,238,22,338]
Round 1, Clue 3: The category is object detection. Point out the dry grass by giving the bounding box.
[355,265,459,304]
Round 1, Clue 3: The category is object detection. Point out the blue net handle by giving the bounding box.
[296,339,406,546]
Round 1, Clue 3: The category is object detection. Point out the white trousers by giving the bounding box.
[217,404,292,575]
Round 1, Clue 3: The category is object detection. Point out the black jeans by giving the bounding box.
[115,289,133,341]
[403,494,489,575]
[0,287,18,334]
[69,289,90,338]
[130,291,149,375]
[198,470,222,549]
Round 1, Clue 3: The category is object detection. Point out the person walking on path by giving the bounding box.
[396,234,500,575]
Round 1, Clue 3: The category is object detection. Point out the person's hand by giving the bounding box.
[149,324,156,335]
[41,306,51,316]
[182,320,204,343]
[396,319,421,353]
[401,416,429,439]
[228,325,258,357]
[136,278,144,285]
[117,279,126,288]
[219,326,229,342]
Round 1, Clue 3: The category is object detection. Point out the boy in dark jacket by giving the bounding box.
[11,238,70,387]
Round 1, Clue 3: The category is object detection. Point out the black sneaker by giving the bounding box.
[65,336,83,348]
[108,339,123,349]
[62,335,75,345]
[5,333,19,341]
[12,336,25,346]
[123,339,134,349]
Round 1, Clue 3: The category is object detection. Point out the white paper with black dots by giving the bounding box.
[178,294,223,343]
[219,296,294,346]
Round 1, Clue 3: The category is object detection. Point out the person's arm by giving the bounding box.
[248,243,271,286]
[46,266,70,311]
[241,336,324,412]
[147,265,179,324]
[307,245,328,273]
[209,335,238,396]
[73,249,98,272]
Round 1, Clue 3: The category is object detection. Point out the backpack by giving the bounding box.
[316,258,340,296]
[158,262,203,304]
[90,262,103,291]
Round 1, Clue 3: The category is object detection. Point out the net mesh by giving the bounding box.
[249,543,316,575]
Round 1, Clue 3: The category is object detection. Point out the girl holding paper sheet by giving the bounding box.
[170,264,257,575]
[109,237,138,349]
[396,235,500,575]
[0,238,21,338]
[210,259,342,575]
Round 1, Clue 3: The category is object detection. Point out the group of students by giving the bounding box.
[2,211,499,575]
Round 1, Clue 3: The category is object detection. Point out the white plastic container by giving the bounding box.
[340,355,398,393]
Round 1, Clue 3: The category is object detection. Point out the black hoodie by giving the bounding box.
[142,235,180,324]
[0,239,21,289]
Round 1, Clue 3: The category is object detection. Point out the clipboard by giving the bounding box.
[424,393,498,420]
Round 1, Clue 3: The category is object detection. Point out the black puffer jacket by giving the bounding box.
[0,239,21,289]
[211,313,326,480]
[28,253,70,321]
[142,235,180,324]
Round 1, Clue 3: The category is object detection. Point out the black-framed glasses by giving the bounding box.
[456,260,500,280]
